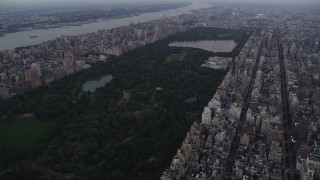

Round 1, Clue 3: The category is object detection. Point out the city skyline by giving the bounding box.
[1,0,320,179]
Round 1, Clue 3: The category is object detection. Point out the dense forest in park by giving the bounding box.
[0,27,251,179]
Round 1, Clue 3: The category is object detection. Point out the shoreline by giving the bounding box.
[0,2,191,39]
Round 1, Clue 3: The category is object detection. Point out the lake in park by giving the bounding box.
[82,75,113,92]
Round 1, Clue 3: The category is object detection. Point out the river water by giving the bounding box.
[0,3,211,51]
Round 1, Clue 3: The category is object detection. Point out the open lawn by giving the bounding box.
[0,116,56,152]
[166,51,186,61]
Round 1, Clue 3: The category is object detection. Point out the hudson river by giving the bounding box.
[0,3,210,51]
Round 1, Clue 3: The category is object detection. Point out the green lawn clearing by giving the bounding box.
[166,51,187,62]
[0,116,56,152]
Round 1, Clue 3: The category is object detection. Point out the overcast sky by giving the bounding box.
[1,0,320,6]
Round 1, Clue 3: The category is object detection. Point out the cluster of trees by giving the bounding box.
[0,27,251,179]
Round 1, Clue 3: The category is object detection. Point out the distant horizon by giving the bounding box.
[0,1,189,7]
[0,0,320,12]
[0,1,194,10]
[1,0,320,7]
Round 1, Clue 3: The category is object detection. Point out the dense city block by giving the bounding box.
[0,2,320,180]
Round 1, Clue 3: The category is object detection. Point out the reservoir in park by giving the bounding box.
[169,40,237,52]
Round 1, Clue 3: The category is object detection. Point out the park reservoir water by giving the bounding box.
[169,40,237,52]
[0,3,210,51]
[82,75,113,93]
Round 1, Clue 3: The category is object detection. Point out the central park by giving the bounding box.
[0,27,251,179]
